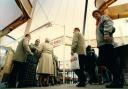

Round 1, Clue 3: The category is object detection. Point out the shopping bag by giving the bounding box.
[70,53,80,70]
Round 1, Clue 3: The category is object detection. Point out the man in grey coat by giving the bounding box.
[7,34,33,88]
[71,28,86,87]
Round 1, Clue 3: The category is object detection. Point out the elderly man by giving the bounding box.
[7,34,33,88]
[71,28,86,87]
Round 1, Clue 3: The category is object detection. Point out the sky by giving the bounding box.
[0,0,22,30]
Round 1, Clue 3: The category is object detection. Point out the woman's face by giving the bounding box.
[93,12,101,20]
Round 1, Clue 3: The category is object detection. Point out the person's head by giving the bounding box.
[92,10,102,20]
[35,39,40,46]
[92,48,94,51]
[45,38,50,43]
[25,34,31,40]
[86,45,92,52]
[73,27,80,33]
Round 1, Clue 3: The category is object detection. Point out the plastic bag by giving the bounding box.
[70,53,80,70]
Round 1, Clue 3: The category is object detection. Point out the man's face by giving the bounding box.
[93,12,101,20]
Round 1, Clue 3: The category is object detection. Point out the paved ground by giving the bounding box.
[1,84,128,89]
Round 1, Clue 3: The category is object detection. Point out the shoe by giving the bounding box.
[76,83,86,87]
[89,80,99,85]
[106,83,123,88]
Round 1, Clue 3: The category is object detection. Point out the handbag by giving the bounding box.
[70,53,80,70]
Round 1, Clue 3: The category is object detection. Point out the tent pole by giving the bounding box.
[82,0,88,35]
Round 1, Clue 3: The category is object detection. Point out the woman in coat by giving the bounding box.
[37,38,54,87]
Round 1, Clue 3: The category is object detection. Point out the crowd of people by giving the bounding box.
[0,10,125,88]
[71,10,124,88]
[7,34,60,88]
